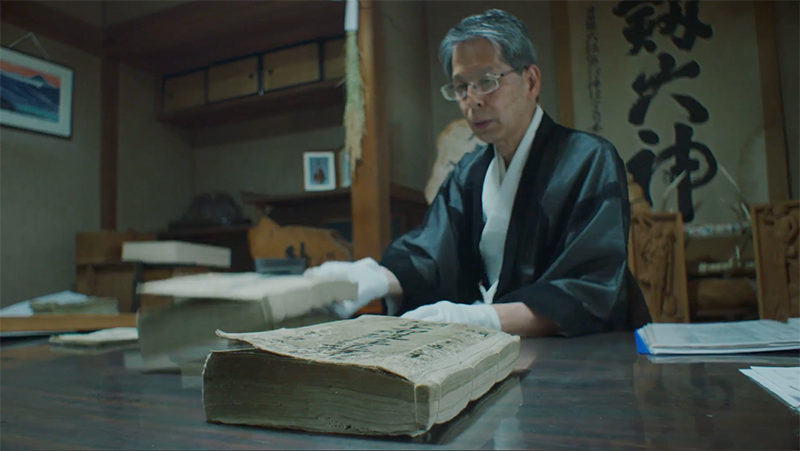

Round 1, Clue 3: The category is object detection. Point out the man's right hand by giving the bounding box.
[304,257,390,318]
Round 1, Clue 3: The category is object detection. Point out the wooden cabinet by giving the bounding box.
[163,71,205,111]
[208,57,258,102]
[158,38,343,127]
[262,43,320,91]
[324,38,345,81]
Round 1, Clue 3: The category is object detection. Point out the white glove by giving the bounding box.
[401,300,501,331]
[304,258,390,318]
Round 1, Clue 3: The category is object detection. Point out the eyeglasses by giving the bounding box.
[441,69,516,101]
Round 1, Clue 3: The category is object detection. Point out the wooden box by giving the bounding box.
[208,57,258,102]
[324,38,345,81]
[76,264,137,313]
[76,230,157,265]
[163,70,206,111]
[262,43,319,91]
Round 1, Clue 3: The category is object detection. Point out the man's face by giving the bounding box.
[451,38,540,146]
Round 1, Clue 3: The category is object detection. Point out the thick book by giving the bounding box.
[635,318,800,355]
[136,273,356,364]
[202,315,520,437]
[122,240,231,268]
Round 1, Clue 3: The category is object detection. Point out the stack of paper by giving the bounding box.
[740,366,800,412]
[0,291,90,317]
[635,319,800,355]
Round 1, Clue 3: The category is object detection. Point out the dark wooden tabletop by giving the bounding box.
[1,332,798,450]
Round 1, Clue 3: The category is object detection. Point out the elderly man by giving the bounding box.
[306,9,649,337]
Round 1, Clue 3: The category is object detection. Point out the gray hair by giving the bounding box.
[439,9,538,79]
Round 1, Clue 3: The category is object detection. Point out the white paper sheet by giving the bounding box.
[741,366,800,412]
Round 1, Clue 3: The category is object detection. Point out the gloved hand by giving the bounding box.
[401,300,501,331]
[304,258,390,318]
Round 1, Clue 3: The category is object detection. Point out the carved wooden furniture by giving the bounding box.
[241,184,428,244]
[751,199,800,321]
[247,216,352,269]
[628,212,691,323]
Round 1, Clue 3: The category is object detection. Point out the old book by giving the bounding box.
[203,315,520,437]
[49,327,139,352]
[136,273,355,364]
[122,240,231,268]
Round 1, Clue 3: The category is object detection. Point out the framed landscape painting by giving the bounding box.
[0,47,73,138]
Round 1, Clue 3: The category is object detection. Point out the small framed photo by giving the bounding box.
[0,46,74,138]
[303,151,337,191]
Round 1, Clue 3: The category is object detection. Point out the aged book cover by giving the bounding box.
[203,315,520,437]
[136,273,356,365]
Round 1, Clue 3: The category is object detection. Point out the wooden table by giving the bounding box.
[1,333,798,449]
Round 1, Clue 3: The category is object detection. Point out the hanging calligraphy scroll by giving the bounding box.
[567,1,776,225]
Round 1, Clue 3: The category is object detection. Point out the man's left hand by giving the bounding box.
[400,300,501,331]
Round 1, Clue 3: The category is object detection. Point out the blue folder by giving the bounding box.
[634,328,651,355]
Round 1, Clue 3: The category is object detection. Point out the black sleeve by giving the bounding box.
[380,165,481,315]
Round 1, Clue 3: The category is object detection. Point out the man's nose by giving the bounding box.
[463,87,484,109]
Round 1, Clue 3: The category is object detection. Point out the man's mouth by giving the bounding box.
[473,119,492,130]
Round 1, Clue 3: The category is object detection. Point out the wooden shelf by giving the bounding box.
[158,80,344,128]
[241,184,427,210]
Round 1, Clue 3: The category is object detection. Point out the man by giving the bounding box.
[306,9,649,337]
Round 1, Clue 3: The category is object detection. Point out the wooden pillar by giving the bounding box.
[754,0,790,202]
[551,0,575,128]
[351,0,391,260]
[100,57,119,230]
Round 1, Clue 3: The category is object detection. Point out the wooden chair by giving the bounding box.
[628,212,691,323]
[751,200,800,321]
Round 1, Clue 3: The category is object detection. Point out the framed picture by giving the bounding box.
[303,150,337,191]
[0,46,73,138]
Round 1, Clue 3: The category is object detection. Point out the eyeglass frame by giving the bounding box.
[440,68,519,101]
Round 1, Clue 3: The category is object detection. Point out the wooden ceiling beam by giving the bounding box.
[0,1,103,57]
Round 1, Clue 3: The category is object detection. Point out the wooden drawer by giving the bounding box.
[262,43,320,91]
[208,57,258,102]
[163,71,206,111]
[324,38,345,81]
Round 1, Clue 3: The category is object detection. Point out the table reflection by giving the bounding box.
[633,354,800,449]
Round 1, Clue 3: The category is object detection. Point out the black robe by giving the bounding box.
[380,112,650,337]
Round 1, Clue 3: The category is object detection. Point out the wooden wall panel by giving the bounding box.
[101,58,120,230]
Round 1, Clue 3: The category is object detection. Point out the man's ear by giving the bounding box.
[524,64,541,100]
